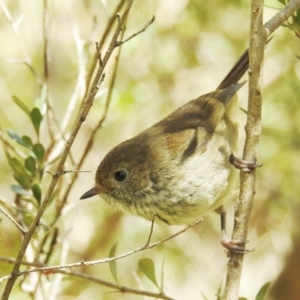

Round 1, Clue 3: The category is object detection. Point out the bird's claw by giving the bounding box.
[229,154,262,172]
[221,234,254,254]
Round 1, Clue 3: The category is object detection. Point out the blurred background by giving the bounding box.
[0,0,299,299]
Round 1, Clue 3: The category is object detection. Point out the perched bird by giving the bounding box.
[81,49,255,252]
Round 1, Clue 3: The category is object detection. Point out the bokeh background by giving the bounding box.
[0,0,299,299]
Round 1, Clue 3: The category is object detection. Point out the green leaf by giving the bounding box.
[239,107,248,115]
[30,108,43,135]
[277,0,286,5]
[7,130,27,147]
[33,143,45,162]
[255,282,271,300]
[31,183,42,204]
[7,130,33,150]
[138,258,159,288]
[11,185,31,196]
[239,298,248,300]
[22,136,33,148]
[109,242,119,286]
[13,172,32,189]
[25,156,36,174]
[9,157,27,175]
[12,96,31,116]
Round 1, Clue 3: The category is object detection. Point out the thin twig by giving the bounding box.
[0,219,201,281]
[145,215,156,247]
[0,257,174,300]
[83,0,126,99]
[60,29,87,133]
[47,238,70,299]
[117,15,155,45]
[0,206,26,236]
[0,0,41,85]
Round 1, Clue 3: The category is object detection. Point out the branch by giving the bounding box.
[224,0,300,299]
[264,0,300,35]
[60,29,88,134]
[0,257,174,300]
[0,205,26,236]
[83,0,126,99]
[0,219,200,281]
[117,15,155,45]
[58,270,175,300]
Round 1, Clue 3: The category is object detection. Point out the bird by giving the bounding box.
[80,48,257,252]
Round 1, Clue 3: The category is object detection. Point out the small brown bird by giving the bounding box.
[81,50,254,252]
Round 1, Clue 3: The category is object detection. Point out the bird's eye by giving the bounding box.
[114,170,127,182]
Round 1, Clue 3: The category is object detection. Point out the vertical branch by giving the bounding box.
[224,1,300,298]
[223,0,266,299]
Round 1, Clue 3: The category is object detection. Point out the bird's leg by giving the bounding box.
[215,205,252,254]
[229,153,262,172]
[144,214,156,247]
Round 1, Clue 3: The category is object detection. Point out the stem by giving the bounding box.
[223,0,300,299]
[224,1,265,298]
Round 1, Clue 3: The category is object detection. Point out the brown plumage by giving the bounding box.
[80,49,249,227]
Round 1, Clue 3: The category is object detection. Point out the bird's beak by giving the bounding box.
[80,187,100,200]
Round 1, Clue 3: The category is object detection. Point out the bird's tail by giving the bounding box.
[217,49,249,89]
[218,38,271,89]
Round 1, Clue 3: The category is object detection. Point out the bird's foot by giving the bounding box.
[229,153,262,172]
